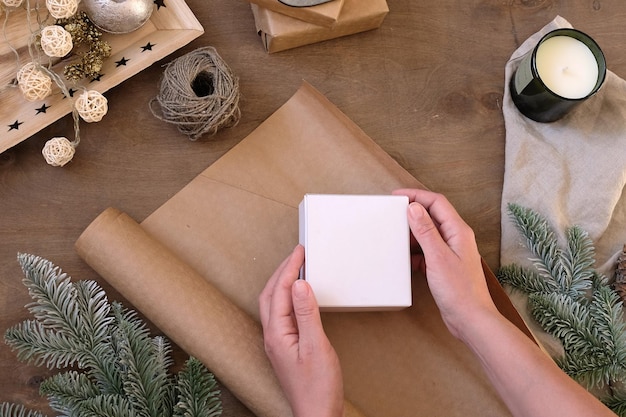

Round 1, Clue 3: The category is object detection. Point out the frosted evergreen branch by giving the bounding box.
[73,279,113,347]
[4,319,82,369]
[497,264,558,294]
[0,403,48,417]
[40,371,100,415]
[174,358,222,417]
[588,284,626,363]
[529,292,601,358]
[71,395,138,417]
[18,253,85,341]
[3,253,222,417]
[507,203,565,289]
[564,226,596,293]
[499,204,626,415]
[113,304,173,417]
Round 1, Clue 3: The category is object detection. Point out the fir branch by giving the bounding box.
[499,204,626,415]
[113,304,172,417]
[507,203,565,289]
[497,263,557,294]
[4,319,82,369]
[174,358,222,417]
[528,292,603,358]
[3,254,222,417]
[71,394,138,417]
[18,253,84,340]
[40,371,100,415]
[0,403,48,417]
[564,226,596,291]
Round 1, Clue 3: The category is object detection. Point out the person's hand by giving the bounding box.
[259,245,344,417]
[392,189,499,340]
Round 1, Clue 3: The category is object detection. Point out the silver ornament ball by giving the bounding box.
[81,0,154,34]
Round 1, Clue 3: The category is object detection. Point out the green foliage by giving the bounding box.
[1,253,222,417]
[498,204,626,415]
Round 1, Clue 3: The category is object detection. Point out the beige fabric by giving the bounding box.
[500,16,626,355]
[501,15,626,278]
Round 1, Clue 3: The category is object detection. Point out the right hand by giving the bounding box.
[393,189,499,340]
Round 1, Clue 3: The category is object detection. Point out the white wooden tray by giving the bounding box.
[0,0,203,153]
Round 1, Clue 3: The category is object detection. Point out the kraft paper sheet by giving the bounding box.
[77,82,530,416]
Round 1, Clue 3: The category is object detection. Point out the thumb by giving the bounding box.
[292,280,325,352]
[407,202,450,259]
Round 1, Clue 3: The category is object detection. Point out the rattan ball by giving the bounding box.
[40,25,73,57]
[42,137,75,167]
[46,0,78,19]
[16,62,52,101]
[1,0,25,7]
[75,90,108,122]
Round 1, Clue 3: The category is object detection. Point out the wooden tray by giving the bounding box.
[0,0,204,154]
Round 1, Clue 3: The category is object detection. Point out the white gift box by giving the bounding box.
[298,194,412,311]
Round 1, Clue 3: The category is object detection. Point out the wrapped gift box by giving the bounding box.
[251,0,389,53]
[247,0,346,27]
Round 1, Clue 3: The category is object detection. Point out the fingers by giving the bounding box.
[291,280,325,357]
[407,202,452,261]
[394,188,473,245]
[259,245,305,331]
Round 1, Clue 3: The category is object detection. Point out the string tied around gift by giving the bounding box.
[149,46,241,141]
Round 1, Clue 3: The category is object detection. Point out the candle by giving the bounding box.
[536,36,599,99]
[510,28,606,123]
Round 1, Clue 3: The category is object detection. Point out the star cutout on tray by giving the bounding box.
[141,42,155,52]
[115,57,130,67]
[35,103,50,115]
[63,88,77,99]
[8,120,23,131]
[91,73,104,82]
[154,0,166,10]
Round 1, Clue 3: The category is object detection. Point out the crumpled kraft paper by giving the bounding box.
[77,82,532,417]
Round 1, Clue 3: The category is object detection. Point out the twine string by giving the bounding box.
[149,46,240,141]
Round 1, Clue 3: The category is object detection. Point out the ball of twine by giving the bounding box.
[75,89,108,122]
[150,46,240,141]
[40,25,73,57]
[17,62,52,101]
[42,137,75,167]
[46,0,78,19]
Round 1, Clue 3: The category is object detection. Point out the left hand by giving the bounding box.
[259,245,344,417]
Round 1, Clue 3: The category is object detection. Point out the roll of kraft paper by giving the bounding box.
[75,207,363,417]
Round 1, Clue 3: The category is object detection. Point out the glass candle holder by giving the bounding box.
[510,28,606,123]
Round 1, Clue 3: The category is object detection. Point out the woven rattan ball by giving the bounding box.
[42,137,75,167]
[1,0,25,7]
[40,25,73,57]
[46,0,78,19]
[75,90,108,122]
[17,62,52,101]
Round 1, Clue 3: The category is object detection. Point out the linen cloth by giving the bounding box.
[500,16,626,353]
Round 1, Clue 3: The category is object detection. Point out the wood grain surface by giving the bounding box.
[2,0,626,415]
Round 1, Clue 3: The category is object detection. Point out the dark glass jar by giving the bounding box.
[510,28,606,123]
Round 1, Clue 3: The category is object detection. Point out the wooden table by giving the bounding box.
[2,1,625,415]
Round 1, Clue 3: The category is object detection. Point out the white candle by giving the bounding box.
[535,35,599,99]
